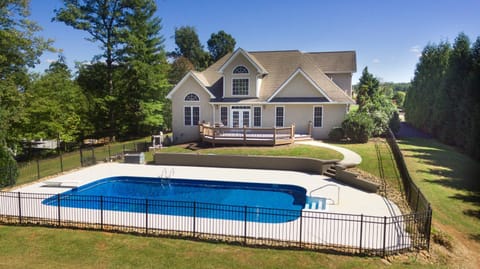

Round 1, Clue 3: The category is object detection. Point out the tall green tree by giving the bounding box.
[118,0,170,135]
[356,67,380,110]
[54,0,129,136]
[207,30,236,62]
[0,0,51,148]
[171,26,209,70]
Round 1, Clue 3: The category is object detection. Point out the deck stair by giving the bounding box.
[323,165,337,178]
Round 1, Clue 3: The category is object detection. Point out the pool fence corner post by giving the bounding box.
[193,201,196,238]
[243,206,247,245]
[299,210,303,248]
[17,192,22,224]
[91,147,95,164]
[57,194,61,227]
[382,216,387,257]
[36,158,40,179]
[108,144,111,160]
[359,214,363,254]
[145,199,149,235]
[100,196,104,230]
[80,148,84,167]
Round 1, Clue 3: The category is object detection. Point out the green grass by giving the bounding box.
[158,143,343,160]
[397,138,480,241]
[0,225,440,269]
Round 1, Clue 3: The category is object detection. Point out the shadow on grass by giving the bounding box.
[398,138,480,220]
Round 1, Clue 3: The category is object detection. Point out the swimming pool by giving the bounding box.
[43,176,309,223]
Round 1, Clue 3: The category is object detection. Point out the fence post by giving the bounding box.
[91,147,95,164]
[145,199,149,234]
[299,211,303,248]
[17,192,22,224]
[108,144,111,161]
[36,159,40,179]
[359,214,363,254]
[100,196,104,230]
[80,148,84,167]
[59,152,63,172]
[382,216,387,257]
[193,202,196,237]
[244,206,247,245]
[57,194,61,226]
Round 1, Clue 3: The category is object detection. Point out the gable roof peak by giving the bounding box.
[218,48,268,74]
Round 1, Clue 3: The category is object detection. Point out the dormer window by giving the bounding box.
[233,66,249,74]
[184,93,199,101]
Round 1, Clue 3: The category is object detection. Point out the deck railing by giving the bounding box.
[199,123,295,146]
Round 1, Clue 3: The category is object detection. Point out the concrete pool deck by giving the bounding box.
[13,162,398,217]
[4,163,412,252]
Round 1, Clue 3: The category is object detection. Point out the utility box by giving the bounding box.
[124,152,145,164]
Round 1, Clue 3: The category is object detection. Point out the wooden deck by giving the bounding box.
[199,123,308,146]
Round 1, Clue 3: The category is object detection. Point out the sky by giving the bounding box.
[29,0,480,84]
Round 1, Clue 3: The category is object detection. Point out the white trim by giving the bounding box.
[231,77,250,96]
[209,102,350,105]
[313,106,324,128]
[218,48,268,74]
[184,92,200,102]
[166,72,215,99]
[275,106,285,127]
[267,68,333,102]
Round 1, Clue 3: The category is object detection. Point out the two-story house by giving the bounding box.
[166,48,356,144]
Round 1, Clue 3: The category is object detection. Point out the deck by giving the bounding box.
[199,123,310,146]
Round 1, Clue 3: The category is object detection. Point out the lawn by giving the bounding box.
[397,138,480,266]
[157,143,343,160]
[0,225,439,269]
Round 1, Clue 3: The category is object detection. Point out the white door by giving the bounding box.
[231,109,250,127]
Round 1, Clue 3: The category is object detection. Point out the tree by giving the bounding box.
[22,56,89,143]
[168,56,194,84]
[171,26,210,70]
[54,0,129,136]
[392,91,406,108]
[207,30,236,62]
[356,67,379,110]
[0,0,51,149]
[117,0,170,135]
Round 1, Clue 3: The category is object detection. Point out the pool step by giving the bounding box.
[304,197,326,210]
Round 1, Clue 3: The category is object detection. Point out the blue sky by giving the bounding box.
[29,0,480,83]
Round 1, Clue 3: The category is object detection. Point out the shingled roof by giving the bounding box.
[193,49,356,104]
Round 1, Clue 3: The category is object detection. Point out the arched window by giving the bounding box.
[184,93,199,101]
[233,66,249,74]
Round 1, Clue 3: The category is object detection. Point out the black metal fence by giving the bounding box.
[385,129,432,247]
[7,141,148,187]
[0,191,431,256]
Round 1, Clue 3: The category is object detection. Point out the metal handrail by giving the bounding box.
[309,184,340,205]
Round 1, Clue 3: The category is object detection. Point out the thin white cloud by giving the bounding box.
[46,59,57,63]
[372,58,380,64]
[410,45,422,57]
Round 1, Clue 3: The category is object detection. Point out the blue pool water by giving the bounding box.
[43,176,307,223]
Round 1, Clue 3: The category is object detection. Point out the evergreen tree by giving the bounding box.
[356,67,379,110]
[171,26,210,70]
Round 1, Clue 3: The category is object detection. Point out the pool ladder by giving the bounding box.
[159,168,175,179]
[309,184,340,205]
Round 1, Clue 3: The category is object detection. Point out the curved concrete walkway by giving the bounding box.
[296,140,362,166]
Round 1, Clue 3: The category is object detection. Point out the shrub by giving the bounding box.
[0,146,18,187]
[342,111,374,143]
[328,127,345,141]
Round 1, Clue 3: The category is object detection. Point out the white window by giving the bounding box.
[253,107,262,127]
[233,66,249,74]
[184,106,200,126]
[313,106,323,128]
[184,93,199,102]
[220,106,228,126]
[275,106,284,127]
[232,78,249,95]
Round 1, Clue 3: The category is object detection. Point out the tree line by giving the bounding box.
[404,33,480,160]
[0,0,236,161]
